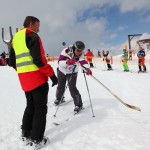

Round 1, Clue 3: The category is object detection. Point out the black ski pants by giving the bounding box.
[90,62,94,68]
[22,82,49,142]
[107,64,112,69]
[56,68,83,107]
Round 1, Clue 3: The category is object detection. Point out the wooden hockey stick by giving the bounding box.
[91,75,141,112]
[80,65,141,112]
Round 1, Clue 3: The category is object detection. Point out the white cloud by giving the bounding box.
[116,26,127,31]
[139,33,150,40]
[118,0,150,13]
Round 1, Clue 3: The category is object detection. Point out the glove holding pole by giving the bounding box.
[82,66,92,75]
[86,68,92,75]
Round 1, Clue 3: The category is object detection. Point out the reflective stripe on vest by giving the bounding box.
[12,28,38,73]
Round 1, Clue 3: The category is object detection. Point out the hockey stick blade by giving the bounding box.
[125,103,141,112]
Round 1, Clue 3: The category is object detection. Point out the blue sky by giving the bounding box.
[0,0,150,56]
[78,4,150,47]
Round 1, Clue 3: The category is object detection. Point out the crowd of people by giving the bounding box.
[83,46,147,73]
[1,15,148,149]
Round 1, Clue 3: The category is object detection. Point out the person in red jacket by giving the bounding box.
[9,16,58,148]
[85,49,94,67]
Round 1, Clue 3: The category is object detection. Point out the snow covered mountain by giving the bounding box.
[0,52,150,150]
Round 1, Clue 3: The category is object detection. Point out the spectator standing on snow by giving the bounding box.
[85,49,94,68]
[9,16,58,148]
[0,51,6,65]
[98,50,101,57]
[103,50,113,70]
[54,41,92,112]
[121,49,129,72]
[137,41,146,72]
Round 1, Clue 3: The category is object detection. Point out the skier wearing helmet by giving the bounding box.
[54,41,92,112]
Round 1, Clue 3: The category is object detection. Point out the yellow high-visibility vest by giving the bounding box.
[12,28,38,73]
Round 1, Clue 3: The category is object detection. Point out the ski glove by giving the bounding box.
[66,59,76,65]
[50,74,58,87]
[86,68,92,75]
[83,68,92,75]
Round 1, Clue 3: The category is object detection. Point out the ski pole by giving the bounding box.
[83,73,95,117]
[91,75,141,112]
[53,65,76,117]
[53,82,68,117]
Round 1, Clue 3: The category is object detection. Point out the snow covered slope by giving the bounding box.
[0,52,150,150]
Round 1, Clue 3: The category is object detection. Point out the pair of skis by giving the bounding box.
[53,105,90,126]
[53,108,83,126]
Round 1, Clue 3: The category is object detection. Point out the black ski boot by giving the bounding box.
[21,125,31,144]
[74,106,83,112]
[28,136,49,149]
[54,97,65,105]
